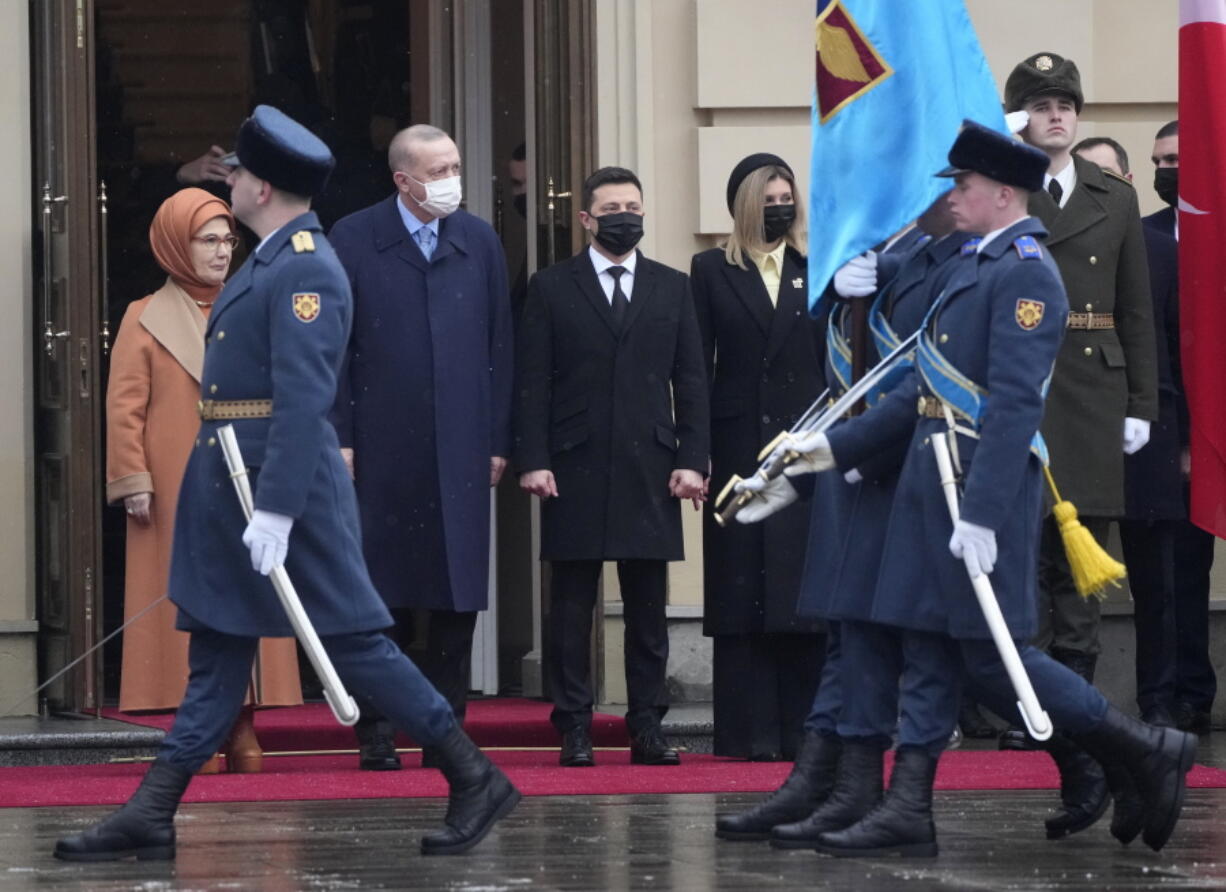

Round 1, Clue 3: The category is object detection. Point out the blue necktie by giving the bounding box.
[415,227,435,260]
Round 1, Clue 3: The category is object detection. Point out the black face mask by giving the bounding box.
[1154,167,1178,208]
[762,204,796,242]
[513,193,527,218]
[592,211,644,256]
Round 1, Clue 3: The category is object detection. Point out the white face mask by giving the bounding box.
[410,173,462,218]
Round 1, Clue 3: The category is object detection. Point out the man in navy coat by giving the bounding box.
[54,107,518,862]
[330,125,513,769]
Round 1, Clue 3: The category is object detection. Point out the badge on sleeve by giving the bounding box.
[292,292,321,323]
[1015,299,1045,330]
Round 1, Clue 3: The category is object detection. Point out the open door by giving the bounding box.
[32,0,106,713]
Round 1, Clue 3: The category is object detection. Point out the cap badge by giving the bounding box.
[292,292,321,323]
[1035,55,1054,72]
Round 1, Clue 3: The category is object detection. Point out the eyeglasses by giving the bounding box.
[192,234,240,252]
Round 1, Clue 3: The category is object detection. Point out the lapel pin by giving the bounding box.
[792,277,804,288]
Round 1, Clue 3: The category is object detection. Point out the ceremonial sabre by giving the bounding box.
[930,431,1052,742]
[217,424,360,727]
[714,329,921,526]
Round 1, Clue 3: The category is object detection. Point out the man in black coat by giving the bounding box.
[515,166,710,767]
[1140,120,1218,735]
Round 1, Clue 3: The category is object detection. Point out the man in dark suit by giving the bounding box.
[1140,120,1218,735]
[515,166,709,767]
[330,125,513,770]
[1004,52,1157,700]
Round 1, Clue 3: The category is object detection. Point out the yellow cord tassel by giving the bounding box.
[1043,466,1126,599]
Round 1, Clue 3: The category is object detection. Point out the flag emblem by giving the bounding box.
[815,2,894,123]
[292,292,321,323]
[1015,299,1044,330]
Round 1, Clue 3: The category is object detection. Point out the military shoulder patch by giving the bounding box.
[1015,299,1044,330]
[291,231,316,254]
[960,238,982,256]
[1013,235,1042,260]
[292,292,321,323]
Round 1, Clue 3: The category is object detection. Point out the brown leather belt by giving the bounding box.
[1066,312,1115,330]
[917,396,947,419]
[198,399,273,421]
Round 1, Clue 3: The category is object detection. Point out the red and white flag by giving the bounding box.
[1180,0,1226,538]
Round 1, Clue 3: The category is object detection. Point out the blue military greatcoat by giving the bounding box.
[169,211,393,637]
[798,231,977,622]
[827,216,1068,640]
[329,199,512,612]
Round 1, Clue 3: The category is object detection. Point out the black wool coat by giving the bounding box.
[691,247,825,635]
[514,249,710,561]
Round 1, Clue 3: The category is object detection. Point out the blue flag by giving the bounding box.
[809,0,1006,311]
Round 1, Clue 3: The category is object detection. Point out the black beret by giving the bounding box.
[726,153,793,212]
[222,105,335,198]
[1004,52,1084,113]
[936,119,1050,193]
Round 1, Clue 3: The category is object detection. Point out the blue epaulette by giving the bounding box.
[1014,235,1042,260]
[959,238,982,256]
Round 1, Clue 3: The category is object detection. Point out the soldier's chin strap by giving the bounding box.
[0,593,169,718]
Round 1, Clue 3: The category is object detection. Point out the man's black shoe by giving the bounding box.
[356,718,402,771]
[1141,705,1176,729]
[958,700,998,739]
[559,727,595,767]
[998,727,1039,751]
[630,726,680,766]
[1174,703,1212,736]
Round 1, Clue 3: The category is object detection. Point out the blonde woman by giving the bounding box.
[690,155,825,760]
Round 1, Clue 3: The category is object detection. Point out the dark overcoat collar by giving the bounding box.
[371,194,471,272]
[573,248,656,340]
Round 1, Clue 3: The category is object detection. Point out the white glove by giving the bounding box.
[781,430,836,476]
[1123,417,1151,455]
[733,474,798,523]
[832,251,878,298]
[242,509,294,576]
[843,468,863,484]
[949,519,997,578]
[1004,110,1030,135]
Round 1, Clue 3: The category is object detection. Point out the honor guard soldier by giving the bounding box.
[759,121,1194,858]
[55,106,519,863]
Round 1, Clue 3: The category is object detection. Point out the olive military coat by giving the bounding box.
[1030,156,1157,517]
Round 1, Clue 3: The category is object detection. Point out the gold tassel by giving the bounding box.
[1043,466,1126,599]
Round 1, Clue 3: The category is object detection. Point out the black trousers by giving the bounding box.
[547,559,669,737]
[1119,519,1178,714]
[1174,518,1218,711]
[357,607,478,731]
[712,632,824,760]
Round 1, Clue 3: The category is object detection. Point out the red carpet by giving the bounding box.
[3,750,1226,809]
[102,698,631,752]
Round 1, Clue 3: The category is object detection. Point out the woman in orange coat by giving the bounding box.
[106,188,302,771]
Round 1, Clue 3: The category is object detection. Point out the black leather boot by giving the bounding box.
[770,739,883,849]
[1075,704,1196,851]
[54,759,192,861]
[1102,760,1145,845]
[421,724,521,855]
[715,731,840,841]
[1043,733,1110,839]
[814,746,939,858]
[356,715,402,771]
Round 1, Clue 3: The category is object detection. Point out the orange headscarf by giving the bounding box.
[148,188,235,303]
